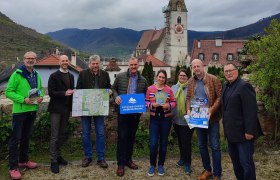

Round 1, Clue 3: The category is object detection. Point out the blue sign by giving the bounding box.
[120,93,146,114]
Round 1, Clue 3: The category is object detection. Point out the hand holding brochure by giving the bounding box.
[185,98,209,129]
[28,88,41,104]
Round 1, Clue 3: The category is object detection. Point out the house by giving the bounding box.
[102,55,171,83]
[0,54,85,88]
[191,38,245,67]
[35,54,83,87]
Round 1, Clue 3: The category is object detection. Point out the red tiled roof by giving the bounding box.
[136,29,164,52]
[35,54,82,72]
[138,54,171,67]
[191,39,245,66]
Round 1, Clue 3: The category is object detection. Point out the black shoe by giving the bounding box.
[82,158,92,167]
[97,159,108,168]
[57,156,68,166]
[51,162,59,174]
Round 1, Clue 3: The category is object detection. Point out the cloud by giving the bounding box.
[0,0,279,33]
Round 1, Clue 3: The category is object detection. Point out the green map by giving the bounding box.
[72,89,109,117]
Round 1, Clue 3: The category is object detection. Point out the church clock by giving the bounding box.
[175,24,184,34]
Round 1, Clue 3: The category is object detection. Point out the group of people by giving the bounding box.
[6,51,262,180]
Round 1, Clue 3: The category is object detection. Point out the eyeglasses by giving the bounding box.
[25,58,36,60]
[224,69,237,74]
[179,74,187,77]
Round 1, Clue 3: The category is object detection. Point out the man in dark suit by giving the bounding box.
[222,63,263,180]
[48,55,75,173]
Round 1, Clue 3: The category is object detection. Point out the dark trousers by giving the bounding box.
[117,113,140,166]
[49,111,70,162]
[9,111,37,170]
[149,116,172,167]
[173,123,194,165]
[228,140,256,180]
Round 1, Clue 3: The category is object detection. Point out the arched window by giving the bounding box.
[177,16,181,24]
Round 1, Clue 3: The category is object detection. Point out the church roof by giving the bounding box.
[138,54,171,67]
[136,29,165,55]
[166,0,187,12]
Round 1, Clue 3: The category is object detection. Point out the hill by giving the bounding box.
[47,13,280,55]
[0,12,67,66]
[47,28,144,58]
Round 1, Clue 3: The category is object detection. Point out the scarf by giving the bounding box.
[175,81,188,117]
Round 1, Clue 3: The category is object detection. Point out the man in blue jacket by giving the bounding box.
[6,51,44,180]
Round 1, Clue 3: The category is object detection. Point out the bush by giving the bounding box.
[0,112,79,157]
[0,113,12,159]
[31,112,79,151]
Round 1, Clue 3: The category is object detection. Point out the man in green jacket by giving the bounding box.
[5,51,44,180]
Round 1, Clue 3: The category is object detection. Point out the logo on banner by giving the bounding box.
[128,97,136,104]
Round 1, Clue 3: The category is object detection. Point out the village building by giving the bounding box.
[191,38,245,68]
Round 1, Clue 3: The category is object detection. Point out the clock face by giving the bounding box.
[175,24,184,34]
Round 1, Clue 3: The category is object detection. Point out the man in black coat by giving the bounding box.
[222,63,263,180]
[48,55,75,173]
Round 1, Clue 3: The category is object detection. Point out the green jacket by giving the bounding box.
[5,68,44,114]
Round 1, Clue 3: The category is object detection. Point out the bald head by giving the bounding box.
[191,59,205,79]
[59,55,70,71]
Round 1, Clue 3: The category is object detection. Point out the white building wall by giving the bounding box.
[167,11,188,67]
[103,64,171,83]
[36,68,80,87]
[153,40,165,61]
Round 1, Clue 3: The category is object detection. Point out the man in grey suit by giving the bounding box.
[222,63,263,180]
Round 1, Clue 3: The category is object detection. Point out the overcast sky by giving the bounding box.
[0,0,279,34]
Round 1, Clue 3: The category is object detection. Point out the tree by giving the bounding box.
[246,19,280,141]
[142,61,154,85]
[148,61,154,85]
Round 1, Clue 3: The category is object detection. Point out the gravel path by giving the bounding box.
[2,152,279,180]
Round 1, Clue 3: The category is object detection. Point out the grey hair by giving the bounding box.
[89,55,100,63]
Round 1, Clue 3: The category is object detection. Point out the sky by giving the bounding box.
[0,0,279,34]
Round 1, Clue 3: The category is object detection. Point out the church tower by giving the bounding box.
[163,0,188,67]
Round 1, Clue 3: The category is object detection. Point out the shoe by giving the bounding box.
[81,158,92,167]
[18,161,38,169]
[214,176,221,180]
[197,170,213,180]
[50,162,59,174]
[158,165,165,176]
[176,159,184,167]
[184,164,192,175]
[116,166,124,177]
[57,156,68,166]
[147,166,155,177]
[97,159,108,168]
[126,161,138,169]
[9,169,21,180]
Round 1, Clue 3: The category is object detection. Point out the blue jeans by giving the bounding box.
[228,140,256,180]
[149,116,172,167]
[196,121,222,176]
[82,116,105,160]
[9,111,37,170]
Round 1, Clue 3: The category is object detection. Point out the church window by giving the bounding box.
[177,16,181,24]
